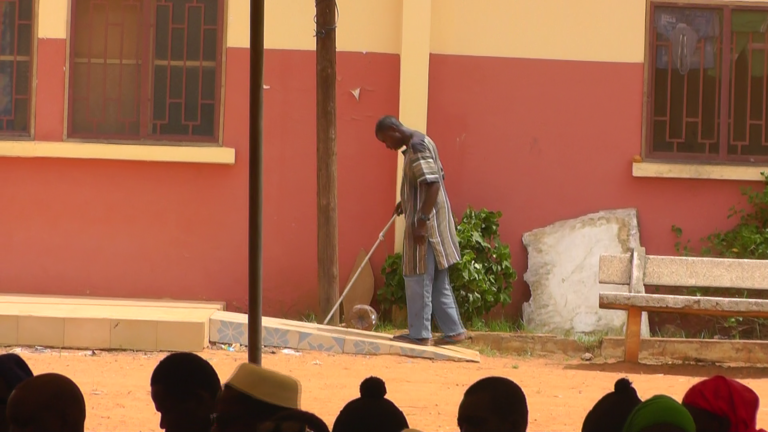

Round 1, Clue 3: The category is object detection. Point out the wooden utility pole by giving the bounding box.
[316,0,339,324]
[247,0,265,365]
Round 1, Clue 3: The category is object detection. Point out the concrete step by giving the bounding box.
[0,294,481,362]
[0,294,222,352]
[0,293,225,310]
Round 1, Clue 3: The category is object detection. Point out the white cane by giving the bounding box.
[322,214,398,325]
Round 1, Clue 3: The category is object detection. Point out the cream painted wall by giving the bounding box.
[38,0,67,38]
[431,0,647,63]
[263,0,401,53]
[40,0,656,61]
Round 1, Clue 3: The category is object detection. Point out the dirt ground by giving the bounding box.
[7,347,768,432]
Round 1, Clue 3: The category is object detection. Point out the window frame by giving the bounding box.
[0,0,38,140]
[643,0,768,164]
[63,0,227,147]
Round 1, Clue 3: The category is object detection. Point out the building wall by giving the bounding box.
[259,0,399,314]
[426,0,760,313]
[0,0,249,310]
[3,0,765,319]
[0,0,398,316]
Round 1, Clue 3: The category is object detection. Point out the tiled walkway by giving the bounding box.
[0,294,479,362]
[211,312,479,362]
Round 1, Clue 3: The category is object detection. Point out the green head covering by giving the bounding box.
[622,395,696,432]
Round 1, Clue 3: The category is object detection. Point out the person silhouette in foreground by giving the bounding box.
[151,352,222,432]
[682,375,766,432]
[457,376,528,432]
[6,373,86,432]
[582,378,643,432]
[213,363,301,432]
[622,395,695,432]
[332,376,409,432]
[257,409,330,432]
[0,354,34,432]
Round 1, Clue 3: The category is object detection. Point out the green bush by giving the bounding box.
[378,253,406,314]
[671,171,768,339]
[674,172,768,259]
[377,207,517,322]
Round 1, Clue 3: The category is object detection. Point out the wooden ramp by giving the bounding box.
[210,312,480,363]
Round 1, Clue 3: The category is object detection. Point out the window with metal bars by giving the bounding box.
[649,3,768,163]
[68,0,223,144]
[0,0,33,136]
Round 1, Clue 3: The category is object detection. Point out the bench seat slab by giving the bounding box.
[600,293,768,318]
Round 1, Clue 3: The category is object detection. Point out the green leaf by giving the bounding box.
[380,206,517,322]
[672,175,768,340]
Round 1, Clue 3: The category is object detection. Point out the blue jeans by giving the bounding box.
[403,242,465,339]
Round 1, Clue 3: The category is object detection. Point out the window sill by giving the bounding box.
[0,141,235,165]
[633,161,767,181]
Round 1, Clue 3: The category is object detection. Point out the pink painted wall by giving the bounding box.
[4,41,756,320]
[426,54,757,315]
[0,46,399,317]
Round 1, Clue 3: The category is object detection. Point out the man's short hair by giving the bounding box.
[375,115,401,136]
[464,376,528,431]
[150,352,221,401]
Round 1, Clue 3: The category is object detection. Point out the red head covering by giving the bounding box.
[682,375,766,432]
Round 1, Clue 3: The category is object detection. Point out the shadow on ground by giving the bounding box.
[563,361,768,379]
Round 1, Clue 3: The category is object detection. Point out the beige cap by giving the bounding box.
[225,363,302,409]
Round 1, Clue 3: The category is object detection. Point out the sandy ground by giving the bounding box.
[7,347,768,432]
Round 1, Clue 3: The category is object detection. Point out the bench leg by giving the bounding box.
[624,307,642,363]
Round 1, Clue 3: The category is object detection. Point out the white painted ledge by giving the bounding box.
[633,161,768,181]
[0,141,235,165]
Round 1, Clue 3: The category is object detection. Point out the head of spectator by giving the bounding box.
[582,377,642,432]
[150,352,222,432]
[457,376,528,432]
[332,376,408,432]
[623,395,695,432]
[0,354,33,432]
[6,373,86,432]
[212,363,301,432]
[682,375,766,432]
[257,409,330,432]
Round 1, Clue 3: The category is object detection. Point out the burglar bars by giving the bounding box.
[0,0,33,135]
[68,0,222,142]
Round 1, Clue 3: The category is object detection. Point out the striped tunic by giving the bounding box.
[400,135,461,276]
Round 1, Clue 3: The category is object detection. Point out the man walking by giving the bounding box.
[374,115,467,346]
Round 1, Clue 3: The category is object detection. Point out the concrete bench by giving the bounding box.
[598,247,768,363]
